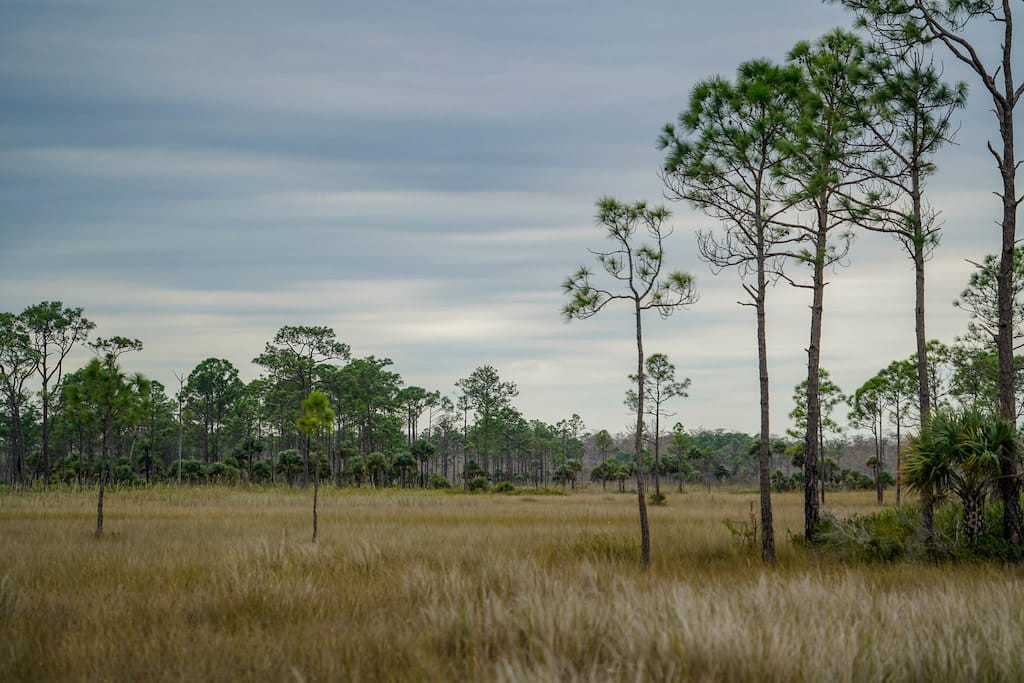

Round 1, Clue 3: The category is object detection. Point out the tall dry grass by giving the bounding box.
[1,485,1021,681]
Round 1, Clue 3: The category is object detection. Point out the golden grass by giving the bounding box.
[1,485,1022,681]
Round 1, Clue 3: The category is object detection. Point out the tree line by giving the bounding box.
[0,309,610,492]
[0,299,918,495]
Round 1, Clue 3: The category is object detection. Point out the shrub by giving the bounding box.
[468,476,490,492]
[463,460,485,481]
[275,450,304,485]
[57,454,89,484]
[815,507,919,563]
[169,459,206,483]
[427,473,451,489]
[493,481,515,494]
[207,461,241,484]
[815,503,1019,564]
[113,457,136,486]
[249,460,272,484]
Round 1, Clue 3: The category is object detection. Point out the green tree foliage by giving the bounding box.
[346,454,367,486]
[183,358,243,463]
[254,326,350,483]
[274,449,304,486]
[328,356,404,456]
[250,459,272,483]
[410,438,435,487]
[553,458,583,491]
[848,360,918,504]
[954,248,1024,353]
[849,374,890,504]
[904,407,1016,547]
[563,197,698,566]
[592,429,615,460]
[946,254,1024,419]
[0,313,36,484]
[625,353,690,502]
[296,390,335,542]
[455,365,518,481]
[789,368,846,507]
[66,336,145,537]
[20,301,94,482]
[392,452,417,487]
[397,386,438,446]
[225,382,264,481]
[365,452,388,488]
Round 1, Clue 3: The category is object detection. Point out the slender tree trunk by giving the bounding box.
[912,175,931,427]
[302,434,311,488]
[895,413,902,505]
[6,399,25,485]
[96,413,111,538]
[634,303,651,568]
[312,469,319,543]
[804,216,826,542]
[41,369,50,485]
[176,394,183,485]
[755,256,776,563]
[653,410,661,499]
[995,58,1022,551]
[876,419,884,505]
[819,420,826,506]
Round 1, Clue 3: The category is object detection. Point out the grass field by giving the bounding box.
[2,485,1023,681]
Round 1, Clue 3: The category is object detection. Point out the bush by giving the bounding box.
[169,459,206,483]
[493,481,515,494]
[275,450,304,485]
[57,454,89,484]
[468,476,490,492]
[207,461,241,484]
[113,457,136,486]
[463,460,485,481]
[815,507,919,563]
[427,473,451,489]
[933,501,1016,562]
[249,460,272,484]
[815,502,1021,563]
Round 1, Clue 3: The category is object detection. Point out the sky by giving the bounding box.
[0,0,1013,438]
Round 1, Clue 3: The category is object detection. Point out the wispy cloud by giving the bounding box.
[0,0,1001,434]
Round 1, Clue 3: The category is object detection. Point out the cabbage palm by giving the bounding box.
[903,407,1015,546]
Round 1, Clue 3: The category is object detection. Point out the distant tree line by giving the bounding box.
[0,306,619,491]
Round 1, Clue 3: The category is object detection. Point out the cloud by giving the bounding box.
[0,0,1005,436]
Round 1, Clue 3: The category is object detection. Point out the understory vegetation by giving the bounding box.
[817,503,1017,563]
[2,487,1023,682]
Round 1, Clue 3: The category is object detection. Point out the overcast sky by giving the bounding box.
[0,0,1012,437]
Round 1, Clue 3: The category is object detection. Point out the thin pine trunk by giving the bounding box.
[804,212,826,542]
[755,253,776,563]
[634,302,651,568]
[995,46,1022,550]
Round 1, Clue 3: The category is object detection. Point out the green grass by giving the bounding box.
[1,485,1022,681]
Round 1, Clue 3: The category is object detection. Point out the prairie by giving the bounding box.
[1,486,1022,681]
